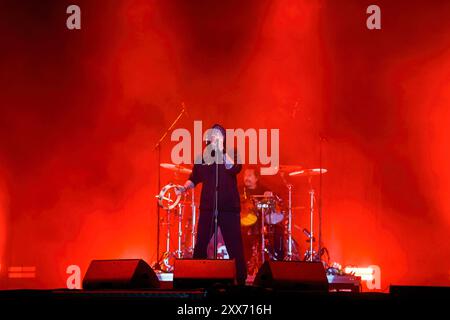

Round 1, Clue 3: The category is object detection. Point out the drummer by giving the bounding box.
[241,165,285,262]
[242,165,272,198]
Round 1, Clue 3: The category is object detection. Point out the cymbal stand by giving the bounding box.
[260,206,266,264]
[307,176,316,262]
[191,190,197,250]
[284,183,294,261]
[176,203,184,258]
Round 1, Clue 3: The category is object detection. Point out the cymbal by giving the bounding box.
[274,165,304,173]
[160,163,192,174]
[289,168,328,177]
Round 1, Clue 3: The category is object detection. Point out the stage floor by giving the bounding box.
[0,285,448,318]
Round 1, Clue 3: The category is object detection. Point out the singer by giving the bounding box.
[176,124,247,285]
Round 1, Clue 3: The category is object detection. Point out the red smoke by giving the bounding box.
[0,0,449,289]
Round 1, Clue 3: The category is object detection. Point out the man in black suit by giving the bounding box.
[177,124,247,285]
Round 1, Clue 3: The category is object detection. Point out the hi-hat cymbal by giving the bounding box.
[160,163,192,174]
[289,168,328,177]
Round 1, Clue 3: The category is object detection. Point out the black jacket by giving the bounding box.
[189,159,242,212]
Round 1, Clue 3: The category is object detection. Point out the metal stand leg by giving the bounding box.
[156,208,174,272]
[309,186,315,262]
[191,190,196,252]
[165,209,171,254]
[304,176,318,262]
[176,204,184,258]
[261,208,265,264]
[285,184,293,261]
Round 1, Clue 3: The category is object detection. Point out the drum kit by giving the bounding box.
[154,162,328,275]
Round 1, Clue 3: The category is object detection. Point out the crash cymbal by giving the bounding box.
[160,163,192,174]
[289,168,328,177]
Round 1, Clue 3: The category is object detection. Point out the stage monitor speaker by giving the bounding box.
[254,261,328,291]
[82,259,160,290]
[173,259,236,288]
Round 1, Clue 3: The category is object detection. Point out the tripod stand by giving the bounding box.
[289,168,328,262]
[305,176,318,262]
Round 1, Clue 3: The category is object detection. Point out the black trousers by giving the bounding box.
[193,210,247,284]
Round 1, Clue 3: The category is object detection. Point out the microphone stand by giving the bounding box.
[153,103,187,263]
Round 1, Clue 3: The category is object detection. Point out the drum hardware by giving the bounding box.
[189,188,197,255]
[247,197,277,265]
[286,183,294,261]
[175,203,184,259]
[255,202,271,209]
[302,228,315,243]
[263,246,277,260]
[252,196,284,226]
[155,182,198,272]
[262,230,282,261]
[154,206,176,272]
[260,203,267,264]
[303,249,319,262]
[308,182,315,261]
[180,186,198,258]
[277,170,295,261]
[289,168,328,262]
